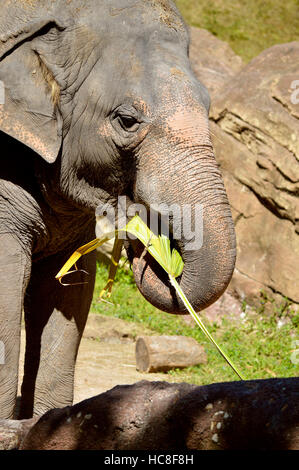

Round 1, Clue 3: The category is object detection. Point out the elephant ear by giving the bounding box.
[0,0,70,163]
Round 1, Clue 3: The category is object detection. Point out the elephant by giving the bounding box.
[0,0,236,420]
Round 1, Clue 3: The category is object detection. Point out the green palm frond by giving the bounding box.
[122,217,184,278]
[56,214,244,380]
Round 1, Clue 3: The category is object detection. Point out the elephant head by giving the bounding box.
[0,0,236,313]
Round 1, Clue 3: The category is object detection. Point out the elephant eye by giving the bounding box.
[117,114,140,132]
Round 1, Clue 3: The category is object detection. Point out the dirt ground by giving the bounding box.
[19,313,177,405]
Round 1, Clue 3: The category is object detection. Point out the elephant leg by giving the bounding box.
[19,249,96,419]
[0,234,31,419]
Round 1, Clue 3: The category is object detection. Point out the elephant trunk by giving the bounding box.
[130,105,236,314]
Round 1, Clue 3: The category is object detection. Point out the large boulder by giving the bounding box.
[17,378,299,450]
[189,27,244,100]
[208,42,299,307]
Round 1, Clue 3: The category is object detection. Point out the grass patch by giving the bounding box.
[175,0,299,62]
[91,261,299,386]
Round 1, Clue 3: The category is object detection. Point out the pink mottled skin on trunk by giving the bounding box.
[165,106,210,145]
[130,97,236,314]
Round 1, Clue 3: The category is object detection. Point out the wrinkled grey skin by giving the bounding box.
[0,0,236,419]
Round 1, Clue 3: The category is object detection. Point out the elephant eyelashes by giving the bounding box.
[116,114,140,133]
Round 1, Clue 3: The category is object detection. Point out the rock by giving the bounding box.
[182,292,244,326]
[189,27,244,100]
[208,42,299,306]
[0,418,38,450]
[18,377,299,450]
[202,292,243,324]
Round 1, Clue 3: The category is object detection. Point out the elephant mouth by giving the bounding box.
[125,233,184,314]
[120,190,236,315]
[123,204,236,315]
